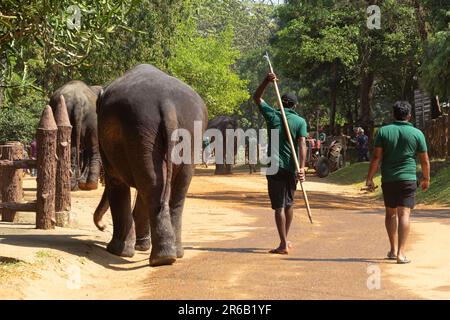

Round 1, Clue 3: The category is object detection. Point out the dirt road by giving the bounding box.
[1,169,449,299]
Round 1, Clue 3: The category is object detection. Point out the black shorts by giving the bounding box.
[381,180,417,209]
[266,168,297,210]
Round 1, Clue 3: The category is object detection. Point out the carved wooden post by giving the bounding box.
[0,142,24,222]
[55,96,72,227]
[36,106,58,230]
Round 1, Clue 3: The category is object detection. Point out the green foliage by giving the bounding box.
[420,29,450,97]
[0,107,39,145]
[273,0,425,128]
[327,162,382,198]
[168,27,249,118]
[1,0,448,145]
[417,162,450,205]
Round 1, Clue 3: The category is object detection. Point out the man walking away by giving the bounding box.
[366,101,430,264]
[253,72,308,255]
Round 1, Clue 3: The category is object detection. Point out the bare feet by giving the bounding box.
[387,250,397,260]
[269,247,288,255]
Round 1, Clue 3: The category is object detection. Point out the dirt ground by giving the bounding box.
[1,167,449,300]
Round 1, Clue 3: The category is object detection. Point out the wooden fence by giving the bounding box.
[0,96,72,229]
[422,114,449,159]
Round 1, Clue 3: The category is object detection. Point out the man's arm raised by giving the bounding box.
[253,73,277,105]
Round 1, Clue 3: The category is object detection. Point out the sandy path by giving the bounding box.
[383,206,450,299]
[0,172,256,300]
[1,169,449,299]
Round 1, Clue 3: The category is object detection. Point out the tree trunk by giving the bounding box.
[329,61,338,134]
[55,96,72,227]
[413,0,441,119]
[36,106,58,230]
[0,142,24,222]
[359,71,374,142]
[448,113,450,160]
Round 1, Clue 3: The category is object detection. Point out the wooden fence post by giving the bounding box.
[36,106,58,230]
[0,142,24,222]
[55,96,72,227]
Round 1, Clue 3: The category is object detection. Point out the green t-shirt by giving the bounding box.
[374,121,428,183]
[258,100,308,173]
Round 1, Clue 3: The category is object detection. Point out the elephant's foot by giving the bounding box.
[150,244,177,267]
[107,238,135,257]
[71,182,79,191]
[150,256,177,267]
[135,237,151,251]
[176,245,184,258]
[79,181,98,191]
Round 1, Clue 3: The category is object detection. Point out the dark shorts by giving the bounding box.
[266,168,297,210]
[381,180,417,209]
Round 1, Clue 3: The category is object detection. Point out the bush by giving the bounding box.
[0,107,40,145]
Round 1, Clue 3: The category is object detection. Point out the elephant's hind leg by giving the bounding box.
[169,164,194,259]
[148,203,177,267]
[133,193,151,251]
[106,179,136,257]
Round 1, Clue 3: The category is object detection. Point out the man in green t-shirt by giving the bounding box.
[366,101,430,264]
[253,72,308,255]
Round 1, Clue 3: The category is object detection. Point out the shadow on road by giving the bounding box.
[283,257,392,264]
[0,233,148,271]
[184,246,268,254]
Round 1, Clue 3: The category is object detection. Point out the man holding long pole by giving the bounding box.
[253,72,308,254]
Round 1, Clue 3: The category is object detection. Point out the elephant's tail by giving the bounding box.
[160,102,177,209]
[93,88,109,231]
[93,185,109,231]
[72,100,84,185]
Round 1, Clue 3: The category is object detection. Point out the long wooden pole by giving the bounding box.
[264,52,313,224]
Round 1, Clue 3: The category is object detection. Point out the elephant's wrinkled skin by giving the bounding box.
[50,81,102,191]
[207,116,238,175]
[94,64,207,267]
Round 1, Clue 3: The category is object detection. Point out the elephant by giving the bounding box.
[93,64,207,267]
[207,116,238,175]
[50,81,102,191]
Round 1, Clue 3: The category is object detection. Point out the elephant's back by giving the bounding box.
[99,64,207,125]
[50,80,97,114]
[208,116,238,130]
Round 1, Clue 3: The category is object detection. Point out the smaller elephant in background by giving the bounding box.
[207,116,239,175]
[50,81,102,191]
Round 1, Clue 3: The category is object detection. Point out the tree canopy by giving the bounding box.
[0,0,449,144]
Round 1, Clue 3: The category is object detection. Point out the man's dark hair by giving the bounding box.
[393,101,412,121]
[281,92,298,109]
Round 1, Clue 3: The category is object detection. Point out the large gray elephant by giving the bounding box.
[50,81,102,191]
[93,64,207,267]
[207,116,238,175]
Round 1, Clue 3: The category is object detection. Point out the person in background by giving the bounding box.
[355,127,369,162]
[22,145,30,176]
[365,101,430,264]
[30,139,37,177]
